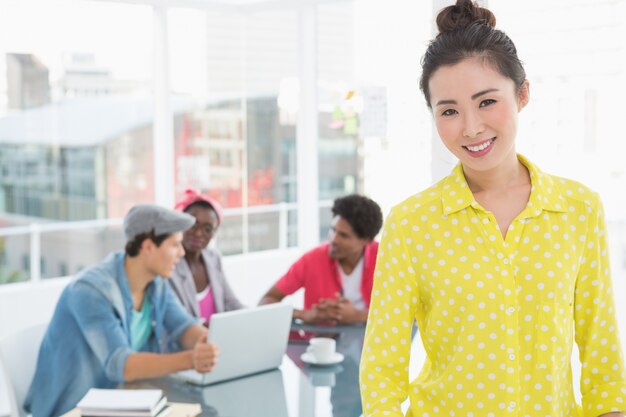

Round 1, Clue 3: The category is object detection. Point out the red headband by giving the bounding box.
[174,189,223,224]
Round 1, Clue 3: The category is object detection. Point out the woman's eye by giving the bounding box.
[441,108,458,116]
[479,99,496,107]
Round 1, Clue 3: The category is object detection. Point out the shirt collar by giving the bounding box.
[441,163,476,215]
[519,154,567,215]
[441,154,567,216]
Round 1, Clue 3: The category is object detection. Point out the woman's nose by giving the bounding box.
[462,110,485,138]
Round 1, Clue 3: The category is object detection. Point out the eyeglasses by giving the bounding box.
[189,221,217,236]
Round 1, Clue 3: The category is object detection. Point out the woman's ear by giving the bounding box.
[517,79,530,110]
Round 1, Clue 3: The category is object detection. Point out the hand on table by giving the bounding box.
[192,334,219,373]
[296,304,337,324]
[297,293,367,325]
[320,293,365,324]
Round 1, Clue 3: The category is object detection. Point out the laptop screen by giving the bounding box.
[176,303,293,386]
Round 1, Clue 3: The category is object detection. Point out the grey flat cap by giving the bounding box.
[123,204,195,241]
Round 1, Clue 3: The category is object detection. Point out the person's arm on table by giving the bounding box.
[259,285,326,323]
[261,254,317,321]
[179,323,208,349]
[180,325,220,374]
[259,285,286,305]
[125,325,218,381]
[293,302,341,324]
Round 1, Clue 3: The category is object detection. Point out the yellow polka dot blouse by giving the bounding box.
[360,155,626,417]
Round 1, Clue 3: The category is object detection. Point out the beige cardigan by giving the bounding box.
[168,247,244,319]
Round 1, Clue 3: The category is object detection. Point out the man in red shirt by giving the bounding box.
[259,194,383,324]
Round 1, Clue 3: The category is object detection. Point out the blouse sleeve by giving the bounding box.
[574,195,626,416]
[360,208,420,417]
[214,252,245,311]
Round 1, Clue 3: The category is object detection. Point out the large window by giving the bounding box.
[0,0,365,282]
[0,0,153,282]
[316,2,359,240]
[168,8,301,255]
[0,1,154,219]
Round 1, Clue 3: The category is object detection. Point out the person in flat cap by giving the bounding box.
[169,189,244,326]
[25,204,220,417]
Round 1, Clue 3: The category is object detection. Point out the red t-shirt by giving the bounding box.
[275,241,379,309]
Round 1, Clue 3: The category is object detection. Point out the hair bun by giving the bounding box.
[436,0,496,34]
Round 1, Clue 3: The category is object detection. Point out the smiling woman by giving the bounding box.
[359,1,626,417]
[429,58,531,236]
[429,59,529,192]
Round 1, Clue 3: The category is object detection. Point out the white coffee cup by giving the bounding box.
[306,337,336,363]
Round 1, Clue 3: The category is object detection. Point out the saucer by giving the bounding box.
[300,352,344,366]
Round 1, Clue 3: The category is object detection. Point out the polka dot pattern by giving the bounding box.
[360,156,626,417]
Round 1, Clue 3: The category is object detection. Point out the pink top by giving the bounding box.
[197,286,217,324]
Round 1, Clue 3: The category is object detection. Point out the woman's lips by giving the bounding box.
[463,138,495,157]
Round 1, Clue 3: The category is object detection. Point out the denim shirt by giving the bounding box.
[24,252,196,417]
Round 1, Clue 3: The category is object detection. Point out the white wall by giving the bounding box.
[220,248,303,308]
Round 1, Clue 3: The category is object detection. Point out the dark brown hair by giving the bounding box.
[332,194,383,240]
[419,0,526,108]
[125,231,170,257]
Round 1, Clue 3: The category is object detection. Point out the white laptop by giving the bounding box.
[175,303,293,386]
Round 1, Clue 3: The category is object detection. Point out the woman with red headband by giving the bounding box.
[170,189,244,326]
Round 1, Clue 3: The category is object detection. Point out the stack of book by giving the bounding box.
[77,389,169,417]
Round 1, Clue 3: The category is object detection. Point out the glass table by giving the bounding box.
[127,322,366,417]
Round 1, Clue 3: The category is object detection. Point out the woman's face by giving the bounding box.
[182,204,219,253]
[428,57,529,175]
